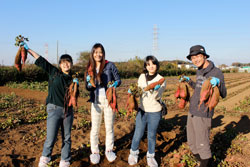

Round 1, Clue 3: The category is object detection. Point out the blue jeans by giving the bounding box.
[131,110,161,154]
[42,103,74,161]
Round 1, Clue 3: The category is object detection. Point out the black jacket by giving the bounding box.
[188,60,227,118]
[35,56,72,107]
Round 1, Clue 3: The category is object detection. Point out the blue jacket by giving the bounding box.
[86,61,121,103]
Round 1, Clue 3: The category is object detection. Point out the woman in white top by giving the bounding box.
[128,55,166,167]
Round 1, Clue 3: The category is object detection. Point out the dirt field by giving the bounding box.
[1,73,250,167]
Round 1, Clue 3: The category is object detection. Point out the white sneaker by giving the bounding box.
[147,152,158,167]
[38,156,50,167]
[105,150,117,162]
[59,160,70,167]
[128,149,139,165]
[90,153,100,164]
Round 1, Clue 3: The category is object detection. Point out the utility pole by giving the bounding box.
[152,24,159,57]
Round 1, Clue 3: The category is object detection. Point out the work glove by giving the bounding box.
[154,84,161,91]
[128,89,132,94]
[179,76,190,82]
[86,75,92,86]
[20,42,29,50]
[73,78,79,85]
[109,81,118,88]
[210,77,220,87]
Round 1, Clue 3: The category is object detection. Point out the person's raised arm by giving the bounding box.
[20,42,40,59]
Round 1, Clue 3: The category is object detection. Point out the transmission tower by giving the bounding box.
[152,24,159,57]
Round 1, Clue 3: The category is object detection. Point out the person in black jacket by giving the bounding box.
[85,43,121,164]
[181,45,227,167]
[20,42,77,167]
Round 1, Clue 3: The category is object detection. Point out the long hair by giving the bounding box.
[85,43,106,83]
[143,55,160,74]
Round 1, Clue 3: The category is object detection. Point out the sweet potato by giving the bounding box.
[68,82,74,106]
[106,87,113,104]
[106,87,118,112]
[198,79,212,108]
[21,46,27,65]
[178,98,186,109]
[179,82,188,99]
[68,81,79,111]
[87,66,96,88]
[126,94,138,115]
[174,84,180,98]
[208,86,220,111]
[111,87,118,112]
[144,78,165,91]
[15,47,22,71]
[175,82,190,109]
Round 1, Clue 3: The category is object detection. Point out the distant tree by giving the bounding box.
[77,51,90,67]
[218,64,228,69]
[160,62,176,70]
[232,62,242,67]
[128,56,144,68]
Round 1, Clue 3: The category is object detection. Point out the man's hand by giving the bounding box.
[210,77,220,87]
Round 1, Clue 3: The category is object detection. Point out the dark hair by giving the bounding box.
[59,54,73,64]
[85,43,106,83]
[143,55,160,73]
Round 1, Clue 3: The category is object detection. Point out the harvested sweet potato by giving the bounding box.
[106,86,118,112]
[199,79,212,109]
[178,98,186,109]
[106,87,113,104]
[21,46,27,65]
[208,86,220,111]
[68,80,79,111]
[87,66,96,88]
[111,87,118,112]
[144,78,165,91]
[15,47,22,71]
[175,81,190,109]
[126,93,138,116]
[174,84,180,98]
[179,82,188,99]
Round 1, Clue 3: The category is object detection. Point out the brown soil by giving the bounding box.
[1,73,250,167]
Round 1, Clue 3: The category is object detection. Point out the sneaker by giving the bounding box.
[147,152,158,167]
[105,150,117,162]
[128,149,139,165]
[90,153,100,164]
[59,160,70,167]
[38,156,50,167]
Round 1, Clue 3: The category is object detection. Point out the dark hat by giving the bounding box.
[187,45,210,60]
[59,54,73,64]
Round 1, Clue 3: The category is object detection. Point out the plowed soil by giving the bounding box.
[1,73,250,167]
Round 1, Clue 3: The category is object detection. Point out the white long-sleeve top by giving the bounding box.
[138,73,166,112]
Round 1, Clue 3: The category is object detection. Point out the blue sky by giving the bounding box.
[1,0,250,66]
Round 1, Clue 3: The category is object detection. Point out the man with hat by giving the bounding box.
[180,45,227,167]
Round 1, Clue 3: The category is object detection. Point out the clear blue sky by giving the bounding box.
[1,0,250,66]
